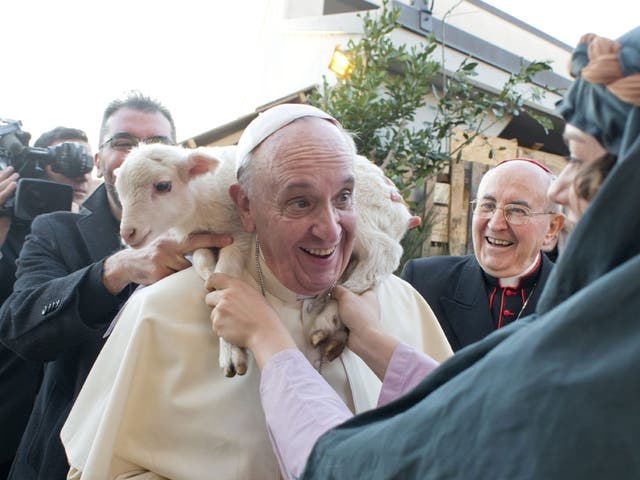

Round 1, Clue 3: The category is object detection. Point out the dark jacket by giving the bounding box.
[0,185,133,479]
[1,218,30,303]
[401,254,553,351]
[0,218,42,476]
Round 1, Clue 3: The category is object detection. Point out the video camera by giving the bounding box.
[0,118,94,221]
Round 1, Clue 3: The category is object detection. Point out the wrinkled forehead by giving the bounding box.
[253,121,353,196]
[478,162,551,205]
[258,118,355,169]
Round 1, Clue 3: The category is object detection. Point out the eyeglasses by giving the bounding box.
[470,200,555,225]
[98,133,175,152]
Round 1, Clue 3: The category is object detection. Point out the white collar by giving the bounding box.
[498,252,541,288]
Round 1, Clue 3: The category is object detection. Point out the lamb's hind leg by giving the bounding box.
[218,337,242,377]
[308,240,392,361]
[309,294,349,362]
[308,256,371,362]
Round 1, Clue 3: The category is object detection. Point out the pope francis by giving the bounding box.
[61,104,452,480]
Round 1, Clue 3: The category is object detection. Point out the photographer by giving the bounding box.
[33,127,95,211]
[0,126,92,479]
[0,125,93,301]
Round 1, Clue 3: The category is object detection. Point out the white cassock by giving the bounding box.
[62,244,452,480]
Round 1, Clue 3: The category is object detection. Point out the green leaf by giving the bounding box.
[462,61,479,72]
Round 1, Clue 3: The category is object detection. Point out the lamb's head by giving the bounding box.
[353,155,420,242]
[115,143,223,248]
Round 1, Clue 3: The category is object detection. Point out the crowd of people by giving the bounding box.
[0,23,638,480]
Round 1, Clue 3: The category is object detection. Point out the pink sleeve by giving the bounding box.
[378,342,439,407]
[260,349,352,479]
[259,344,438,478]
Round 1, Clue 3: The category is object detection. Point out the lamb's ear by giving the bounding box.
[408,215,421,229]
[183,149,220,179]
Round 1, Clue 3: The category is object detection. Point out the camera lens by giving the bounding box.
[48,143,93,178]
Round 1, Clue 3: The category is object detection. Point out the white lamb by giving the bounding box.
[115,144,251,377]
[115,143,418,373]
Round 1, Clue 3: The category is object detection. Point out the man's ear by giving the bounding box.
[229,183,256,232]
[94,152,104,178]
[542,213,565,251]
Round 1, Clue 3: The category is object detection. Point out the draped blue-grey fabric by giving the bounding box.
[301,26,640,480]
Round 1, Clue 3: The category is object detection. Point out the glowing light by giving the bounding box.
[328,46,353,78]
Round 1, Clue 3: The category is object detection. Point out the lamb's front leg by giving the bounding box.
[212,235,253,377]
[192,247,245,377]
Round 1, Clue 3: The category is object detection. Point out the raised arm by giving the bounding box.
[206,273,350,478]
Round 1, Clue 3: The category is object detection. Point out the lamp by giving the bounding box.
[328,46,353,79]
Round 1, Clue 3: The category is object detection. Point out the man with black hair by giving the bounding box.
[33,126,94,210]
[1,125,93,302]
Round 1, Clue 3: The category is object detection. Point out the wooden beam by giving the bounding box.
[467,162,490,251]
[450,129,518,165]
[448,159,467,255]
[517,146,566,175]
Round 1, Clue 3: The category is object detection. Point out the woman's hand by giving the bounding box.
[332,286,399,381]
[332,286,381,350]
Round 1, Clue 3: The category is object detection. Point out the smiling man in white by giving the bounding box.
[60,104,452,480]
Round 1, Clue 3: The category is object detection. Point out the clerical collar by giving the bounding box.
[483,253,542,289]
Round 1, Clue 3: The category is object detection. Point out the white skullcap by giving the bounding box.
[235,103,340,174]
